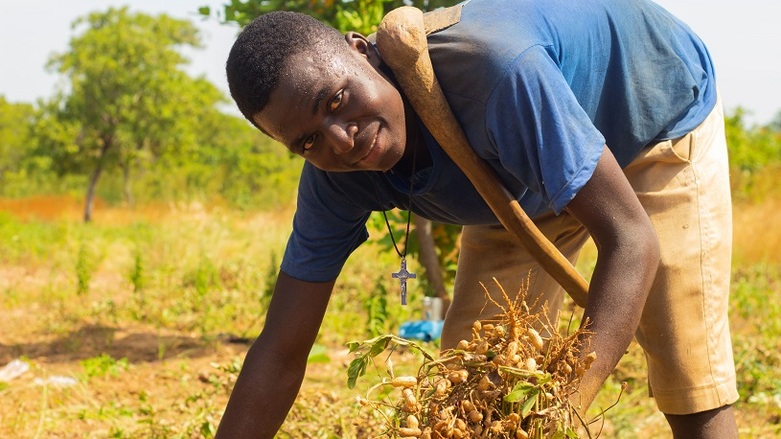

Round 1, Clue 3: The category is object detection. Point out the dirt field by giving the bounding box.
[1,196,780,438]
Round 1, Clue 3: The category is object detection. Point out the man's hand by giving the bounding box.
[215,272,335,439]
[565,145,660,410]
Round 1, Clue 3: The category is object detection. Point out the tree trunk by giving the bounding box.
[83,137,112,222]
[414,216,449,308]
[122,160,134,207]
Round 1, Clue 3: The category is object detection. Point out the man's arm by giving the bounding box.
[215,271,336,439]
[564,145,660,410]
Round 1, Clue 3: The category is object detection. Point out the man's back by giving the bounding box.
[427,0,716,168]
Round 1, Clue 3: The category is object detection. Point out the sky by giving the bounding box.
[1,0,779,125]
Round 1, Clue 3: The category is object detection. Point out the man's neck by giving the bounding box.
[393,131,431,177]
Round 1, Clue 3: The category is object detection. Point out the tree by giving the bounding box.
[40,7,225,221]
[191,109,302,209]
[0,96,35,189]
[725,108,781,173]
[770,110,781,132]
[200,0,458,34]
[724,107,781,201]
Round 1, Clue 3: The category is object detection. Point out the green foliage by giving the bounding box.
[41,7,219,166]
[184,255,220,298]
[725,108,781,201]
[30,7,228,219]
[129,249,145,294]
[731,266,781,399]
[196,114,301,210]
[307,344,331,364]
[75,241,94,296]
[726,108,781,172]
[80,354,130,379]
[345,333,434,389]
[0,96,35,188]
[1,200,780,436]
[201,0,460,34]
[4,51,301,210]
[365,278,390,338]
[0,212,63,263]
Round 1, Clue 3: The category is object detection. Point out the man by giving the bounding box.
[217,0,738,437]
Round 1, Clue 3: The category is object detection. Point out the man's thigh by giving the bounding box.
[441,212,589,349]
[623,99,738,414]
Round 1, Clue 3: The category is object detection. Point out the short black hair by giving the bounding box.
[226,11,345,128]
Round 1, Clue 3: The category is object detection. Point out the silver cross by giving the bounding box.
[391,258,416,305]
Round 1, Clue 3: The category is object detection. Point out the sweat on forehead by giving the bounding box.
[281,48,356,92]
[225,10,347,127]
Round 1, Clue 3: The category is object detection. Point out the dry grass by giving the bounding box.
[0,193,780,438]
[732,196,781,265]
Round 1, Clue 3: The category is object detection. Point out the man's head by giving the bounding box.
[226,12,343,124]
[226,12,410,173]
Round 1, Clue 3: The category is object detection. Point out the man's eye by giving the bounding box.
[302,134,316,152]
[328,90,344,112]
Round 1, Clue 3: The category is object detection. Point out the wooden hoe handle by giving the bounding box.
[376,7,589,307]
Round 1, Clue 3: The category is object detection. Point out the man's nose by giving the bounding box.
[324,121,358,154]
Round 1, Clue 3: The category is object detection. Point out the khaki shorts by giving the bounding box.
[441,98,739,415]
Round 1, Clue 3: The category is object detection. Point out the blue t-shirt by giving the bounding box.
[281,0,717,282]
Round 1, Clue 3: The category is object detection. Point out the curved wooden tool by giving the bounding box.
[376,7,589,307]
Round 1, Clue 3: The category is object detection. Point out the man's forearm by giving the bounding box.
[215,273,336,438]
[215,337,307,438]
[572,234,659,411]
[562,146,661,411]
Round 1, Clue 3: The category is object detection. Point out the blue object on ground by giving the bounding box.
[399,320,444,342]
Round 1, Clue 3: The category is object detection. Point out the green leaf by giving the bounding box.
[520,388,539,418]
[368,336,391,357]
[504,381,537,403]
[345,333,437,389]
[536,373,552,385]
[346,341,360,353]
[346,357,368,389]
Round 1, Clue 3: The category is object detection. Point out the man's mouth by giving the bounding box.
[353,128,379,165]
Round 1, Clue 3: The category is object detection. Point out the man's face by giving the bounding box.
[253,34,408,173]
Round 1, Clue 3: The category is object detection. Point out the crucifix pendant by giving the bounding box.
[391,258,416,305]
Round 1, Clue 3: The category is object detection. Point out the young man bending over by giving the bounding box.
[217,1,738,437]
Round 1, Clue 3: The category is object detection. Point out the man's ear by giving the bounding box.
[345,32,383,68]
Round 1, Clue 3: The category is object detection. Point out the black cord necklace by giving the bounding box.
[377,131,420,305]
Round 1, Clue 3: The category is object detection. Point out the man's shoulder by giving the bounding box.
[421,3,463,35]
[367,3,462,44]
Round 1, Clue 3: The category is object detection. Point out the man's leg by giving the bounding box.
[441,211,589,350]
[624,97,738,438]
[666,405,738,439]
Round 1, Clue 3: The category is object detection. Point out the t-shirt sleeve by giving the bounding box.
[280,164,372,282]
[485,45,606,214]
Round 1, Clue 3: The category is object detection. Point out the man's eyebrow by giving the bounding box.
[287,84,336,150]
[312,87,329,115]
[286,87,330,150]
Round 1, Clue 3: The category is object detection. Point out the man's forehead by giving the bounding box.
[252,72,331,146]
[254,51,357,136]
[283,49,354,91]
[253,46,370,144]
